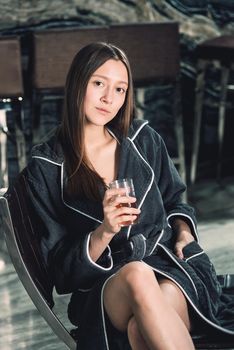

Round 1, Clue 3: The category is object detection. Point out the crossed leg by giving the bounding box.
[103,261,195,350]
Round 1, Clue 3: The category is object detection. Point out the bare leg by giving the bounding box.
[103,261,195,350]
[158,278,191,330]
[127,316,149,350]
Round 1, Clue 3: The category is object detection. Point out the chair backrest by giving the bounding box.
[108,21,180,87]
[0,171,76,349]
[0,36,24,97]
[31,22,180,91]
[32,26,109,91]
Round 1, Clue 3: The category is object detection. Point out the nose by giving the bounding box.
[101,87,113,104]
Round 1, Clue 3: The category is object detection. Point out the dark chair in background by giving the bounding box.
[31,26,108,143]
[32,26,108,92]
[1,171,234,349]
[108,22,187,186]
[190,35,234,184]
[0,36,26,190]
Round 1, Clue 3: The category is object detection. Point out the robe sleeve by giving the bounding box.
[157,136,198,239]
[125,127,198,262]
[23,160,113,294]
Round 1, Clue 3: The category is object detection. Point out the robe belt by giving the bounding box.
[111,241,134,265]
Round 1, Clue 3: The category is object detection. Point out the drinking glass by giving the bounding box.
[109,178,138,226]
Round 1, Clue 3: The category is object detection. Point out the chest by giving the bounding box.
[88,141,119,185]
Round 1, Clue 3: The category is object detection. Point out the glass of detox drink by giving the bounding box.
[109,178,138,226]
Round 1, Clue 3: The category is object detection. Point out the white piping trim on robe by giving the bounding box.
[167,212,199,243]
[86,232,113,271]
[60,163,103,224]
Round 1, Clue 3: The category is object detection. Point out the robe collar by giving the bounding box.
[61,120,154,225]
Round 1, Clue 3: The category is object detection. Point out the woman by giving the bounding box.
[21,42,234,349]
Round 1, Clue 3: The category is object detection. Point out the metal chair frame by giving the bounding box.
[0,173,76,349]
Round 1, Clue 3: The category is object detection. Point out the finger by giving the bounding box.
[174,243,184,260]
[114,195,136,204]
[102,213,123,233]
[104,206,140,223]
[177,251,184,260]
[105,191,137,208]
[105,188,127,200]
[102,220,121,234]
[116,204,141,215]
[117,214,138,226]
[109,196,137,208]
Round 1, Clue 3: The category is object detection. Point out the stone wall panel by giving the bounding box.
[0,0,234,183]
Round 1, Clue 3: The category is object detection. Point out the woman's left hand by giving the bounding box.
[174,231,195,259]
[172,218,195,259]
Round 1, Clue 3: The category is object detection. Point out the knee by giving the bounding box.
[118,262,158,302]
[120,262,155,286]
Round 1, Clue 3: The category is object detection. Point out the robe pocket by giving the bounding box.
[182,240,203,260]
[182,241,222,306]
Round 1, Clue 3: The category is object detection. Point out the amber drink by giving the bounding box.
[109,178,138,226]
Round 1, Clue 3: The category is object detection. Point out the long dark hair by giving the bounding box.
[59,42,134,201]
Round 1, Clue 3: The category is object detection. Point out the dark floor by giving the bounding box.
[0,176,234,350]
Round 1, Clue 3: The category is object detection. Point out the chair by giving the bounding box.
[1,171,234,349]
[0,36,26,189]
[31,26,109,143]
[0,171,76,350]
[190,35,234,184]
[108,22,187,186]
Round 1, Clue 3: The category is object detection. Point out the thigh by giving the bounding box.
[103,261,155,332]
[103,269,133,331]
[158,278,191,330]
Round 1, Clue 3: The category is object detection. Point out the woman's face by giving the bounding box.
[84,59,128,127]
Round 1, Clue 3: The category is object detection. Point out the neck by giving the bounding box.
[84,124,111,149]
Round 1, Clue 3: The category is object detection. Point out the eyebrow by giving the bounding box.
[92,74,128,86]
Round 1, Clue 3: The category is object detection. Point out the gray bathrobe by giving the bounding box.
[24,119,234,349]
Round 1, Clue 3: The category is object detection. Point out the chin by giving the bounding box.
[86,116,115,127]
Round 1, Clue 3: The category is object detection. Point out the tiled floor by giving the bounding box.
[188,176,234,275]
[0,176,234,349]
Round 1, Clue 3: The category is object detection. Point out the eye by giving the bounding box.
[116,87,126,94]
[94,80,104,87]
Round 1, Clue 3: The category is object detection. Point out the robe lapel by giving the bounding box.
[60,126,153,223]
[61,163,104,224]
[117,137,154,209]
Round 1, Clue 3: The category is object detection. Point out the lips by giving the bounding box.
[96,107,111,114]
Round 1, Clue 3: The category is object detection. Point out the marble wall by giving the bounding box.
[0,0,234,183]
[1,1,233,38]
